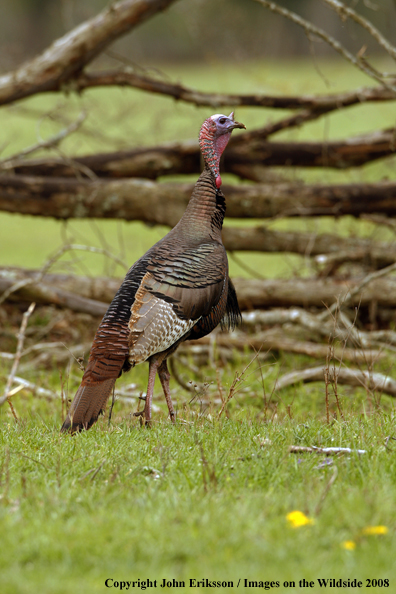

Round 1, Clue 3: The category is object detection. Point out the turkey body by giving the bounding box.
[62,114,244,432]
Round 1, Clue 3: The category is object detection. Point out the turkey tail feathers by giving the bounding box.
[61,378,116,433]
[220,279,242,332]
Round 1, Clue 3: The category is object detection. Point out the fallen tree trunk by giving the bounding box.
[7,128,395,179]
[7,141,200,180]
[241,308,396,351]
[0,268,120,306]
[275,366,396,398]
[2,175,396,223]
[234,276,396,310]
[2,267,396,312]
[222,226,396,268]
[0,271,108,316]
[227,128,396,171]
[187,331,383,363]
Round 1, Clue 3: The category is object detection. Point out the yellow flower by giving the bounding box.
[286,510,314,528]
[342,540,356,550]
[362,525,388,536]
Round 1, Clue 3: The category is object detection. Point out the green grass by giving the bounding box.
[1,408,395,593]
[1,345,396,592]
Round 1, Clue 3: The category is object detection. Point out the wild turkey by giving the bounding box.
[61,112,246,432]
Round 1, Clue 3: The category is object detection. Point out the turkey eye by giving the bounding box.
[219,118,226,124]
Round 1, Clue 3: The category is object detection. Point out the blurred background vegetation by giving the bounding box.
[2,0,396,71]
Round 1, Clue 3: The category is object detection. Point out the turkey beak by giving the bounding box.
[231,120,246,130]
[228,111,246,130]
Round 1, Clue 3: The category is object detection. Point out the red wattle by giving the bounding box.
[216,175,222,188]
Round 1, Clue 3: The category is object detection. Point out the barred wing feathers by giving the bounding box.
[61,242,231,432]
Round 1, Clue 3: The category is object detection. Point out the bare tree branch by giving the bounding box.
[289,445,366,455]
[0,0,177,106]
[0,303,36,409]
[320,261,396,320]
[255,0,396,91]
[234,276,396,311]
[242,308,396,353]
[323,0,396,63]
[6,376,59,401]
[69,70,396,111]
[0,112,86,170]
[2,45,396,112]
[0,267,109,315]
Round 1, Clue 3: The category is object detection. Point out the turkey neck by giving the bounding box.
[175,165,225,243]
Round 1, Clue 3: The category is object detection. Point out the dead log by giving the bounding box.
[2,175,396,223]
[222,226,396,268]
[275,366,396,398]
[7,128,395,179]
[8,141,200,180]
[3,267,396,313]
[0,175,187,226]
[227,128,396,171]
[234,276,396,310]
[187,331,383,363]
[0,270,108,316]
[241,308,396,351]
[0,267,121,305]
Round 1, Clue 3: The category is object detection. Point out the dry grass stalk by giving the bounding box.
[315,466,338,516]
[0,303,36,417]
[218,352,261,419]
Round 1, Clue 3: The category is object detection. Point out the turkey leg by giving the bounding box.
[158,359,176,423]
[143,355,162,426]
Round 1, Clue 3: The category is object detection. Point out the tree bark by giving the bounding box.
[222,226,396,268]
[2,45,396,111]
[8,128,395,179]
[72,71,396,110]
[0,274,108,316]
[187,331,383,363]
[275,366,396,398]
[233,276,396,310]
[2,267,396,312]
[2,175,396,223]
[228,128,396,170]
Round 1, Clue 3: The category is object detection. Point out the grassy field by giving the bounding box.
[1,58,396,592]
[1,344,395,593]
[1,408,395,593]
